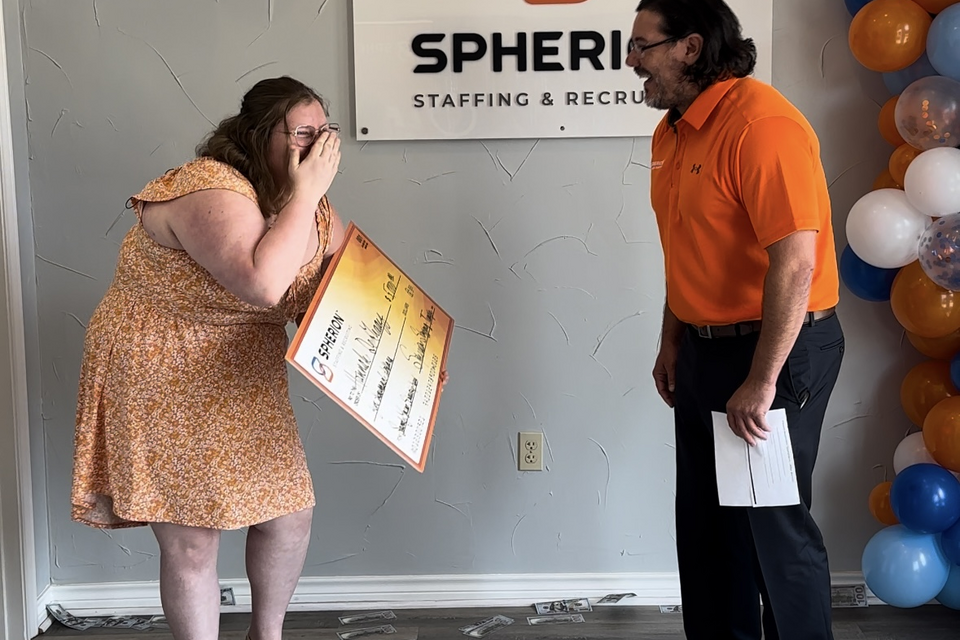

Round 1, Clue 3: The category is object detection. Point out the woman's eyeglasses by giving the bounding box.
[284,124,341,148]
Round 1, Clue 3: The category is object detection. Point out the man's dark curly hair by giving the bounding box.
[636,0,757,90]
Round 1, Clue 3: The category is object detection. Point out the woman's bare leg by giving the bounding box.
[245,507,313,640]
[150,523,222,640]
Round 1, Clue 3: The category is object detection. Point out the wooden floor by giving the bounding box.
[37,605,960,639]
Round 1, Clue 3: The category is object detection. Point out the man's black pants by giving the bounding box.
[674,313,844,640]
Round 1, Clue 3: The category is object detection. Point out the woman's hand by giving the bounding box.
[288,131,341,204]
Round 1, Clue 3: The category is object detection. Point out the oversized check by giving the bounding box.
[286,222,453,472]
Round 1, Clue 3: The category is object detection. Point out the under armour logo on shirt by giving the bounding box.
[691,164,702,174]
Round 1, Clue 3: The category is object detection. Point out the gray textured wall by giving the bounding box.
[10,0,917,586]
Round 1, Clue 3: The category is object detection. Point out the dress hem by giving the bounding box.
[70,496,317,531]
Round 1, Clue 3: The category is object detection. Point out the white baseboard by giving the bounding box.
[36,571,880,624]
[35,585,53,634]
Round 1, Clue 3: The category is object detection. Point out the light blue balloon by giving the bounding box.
[862,525,950,608]
[936,563,960,610]
[928,5,960,82]
[884,53,939,95]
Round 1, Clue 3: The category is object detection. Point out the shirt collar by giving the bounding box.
[667,77,741,130]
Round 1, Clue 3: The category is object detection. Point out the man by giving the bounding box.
[627,1,844,639]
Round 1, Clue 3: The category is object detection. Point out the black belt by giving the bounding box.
[691,308,835,339]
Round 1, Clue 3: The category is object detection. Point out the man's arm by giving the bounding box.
[660,301,686,350]
[751,231,816,385]
[726,229,816,444]
[653,292,687,407]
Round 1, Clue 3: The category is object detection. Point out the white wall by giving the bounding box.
[6,0,915,593]
[3,0,47,599]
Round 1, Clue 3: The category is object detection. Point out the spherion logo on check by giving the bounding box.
[310,357,335,383]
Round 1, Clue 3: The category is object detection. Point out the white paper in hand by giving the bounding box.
[713,416,754,507]
[712,409,800,507]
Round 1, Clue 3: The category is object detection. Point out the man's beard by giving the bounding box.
[635,65,689,111]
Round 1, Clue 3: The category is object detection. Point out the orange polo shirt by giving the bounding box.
[650,77,839,327]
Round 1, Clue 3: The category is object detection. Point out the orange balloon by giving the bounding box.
[907,328,960,359]
[891,261,960,338]
[889,143,923,185]
[872,168,903,190]
[849,0,932,72]
[879,96,906,147]
[901,360,959,425]
[914,0,960,12]
[923,395,960,472]
[869,481,899,525]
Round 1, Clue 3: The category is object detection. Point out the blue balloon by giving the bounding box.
[937,563,960,610]
[951,352,960,392]
[883,53,939,95]
[928,5,960,82]
[940,517,960,564]
[844,0,872,17]
[862,525,950,608]
[891,463,960,533]
[839,245,900,302]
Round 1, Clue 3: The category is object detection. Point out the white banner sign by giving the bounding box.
[351,0,772,141]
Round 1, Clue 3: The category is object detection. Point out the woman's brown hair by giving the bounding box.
[195,76,328,218]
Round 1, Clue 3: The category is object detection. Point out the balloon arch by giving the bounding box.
[845,0,960,609]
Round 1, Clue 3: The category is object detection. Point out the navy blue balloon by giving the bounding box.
[839,245,900,302]
[951,351,960,391]
[941,518,960,565]
[891,463,960,534]
[883,53,939,95]
[844,0,872,18]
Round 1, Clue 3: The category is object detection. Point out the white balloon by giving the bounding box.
[904,147,960,216]
[893,431,960,479]
[846,189,929,269]
[894,432,937,474]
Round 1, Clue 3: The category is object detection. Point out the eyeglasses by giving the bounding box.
[627,35,685,56]
[283,123,341,147]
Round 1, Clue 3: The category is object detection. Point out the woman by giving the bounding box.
[72,76,346,640]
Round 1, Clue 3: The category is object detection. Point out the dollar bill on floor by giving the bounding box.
[533,597,592,614]
[336,624,397,639]
[831,584,868,608]
[47,604,168,632]
[458,614,514,637]
[527,614,586,625]
[46,605,96,631]
[339,611,398,625]
[132,618,168,631]
[597,592,637,604]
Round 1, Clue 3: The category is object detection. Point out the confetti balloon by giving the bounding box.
[919,214,960,290]
[895,76,960,150]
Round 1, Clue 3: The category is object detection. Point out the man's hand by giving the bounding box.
[653,345,679,408]
[726,376,776,445]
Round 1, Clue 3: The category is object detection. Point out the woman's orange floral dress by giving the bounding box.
[72,156,331,530]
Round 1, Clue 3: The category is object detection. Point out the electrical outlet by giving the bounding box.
[519,432,543,471]
[220,587,235,606]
